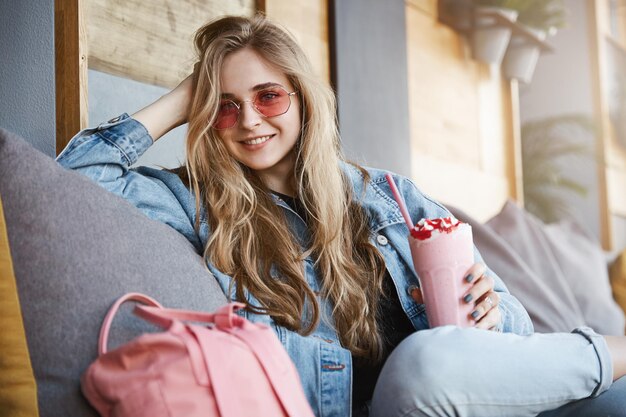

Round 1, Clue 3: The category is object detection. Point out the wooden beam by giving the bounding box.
[617,0,626,46]
[55,0,88,155]
[587,0,613,250]
[506,79,524,205]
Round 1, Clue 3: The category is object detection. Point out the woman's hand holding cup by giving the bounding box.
[461,263,502,331]
[409,262,502,331]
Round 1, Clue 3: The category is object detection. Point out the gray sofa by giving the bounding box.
[1,128,625,417]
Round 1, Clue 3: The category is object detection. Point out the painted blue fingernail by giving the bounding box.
[463,293,473,303]
[471,310,480,319]
[465,274,474,283]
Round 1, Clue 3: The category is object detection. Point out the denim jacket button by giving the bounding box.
[376,235,388,245]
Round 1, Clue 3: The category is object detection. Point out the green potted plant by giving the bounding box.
[508,0,567,33]
[470,0,519,65]
[472,0,567,82]
[475,0,567,32]
[500,0,567,83]
[521,114,595,223]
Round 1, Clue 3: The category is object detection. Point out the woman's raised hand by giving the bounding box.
[408,263,502,331]
[132,71,196,142]
[170,72,196,123]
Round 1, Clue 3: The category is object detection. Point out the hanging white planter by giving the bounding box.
[471,7,518,65]
[502,27,547,84]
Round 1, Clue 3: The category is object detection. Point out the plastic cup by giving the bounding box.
[383,174,474,327]
[409,222,474,327]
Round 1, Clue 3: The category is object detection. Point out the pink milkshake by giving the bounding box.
[409,218,474,327]
[384,173,475,328]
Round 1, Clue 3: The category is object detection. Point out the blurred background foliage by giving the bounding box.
[473,0,567,32]
[521,114,596,223]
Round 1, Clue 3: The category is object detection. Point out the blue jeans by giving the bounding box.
[536,376,626,417]
[369,326,623,417]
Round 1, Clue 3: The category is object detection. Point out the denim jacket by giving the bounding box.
[57,114,533,417]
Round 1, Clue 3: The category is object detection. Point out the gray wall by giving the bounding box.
[519,0,602,242]
[0,0,56,157]
[0,0,185,164]
[331,0,411,177]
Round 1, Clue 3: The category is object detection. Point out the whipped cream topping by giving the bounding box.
[410,217,462,240]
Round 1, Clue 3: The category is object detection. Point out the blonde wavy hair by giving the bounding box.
[184,14,387,361]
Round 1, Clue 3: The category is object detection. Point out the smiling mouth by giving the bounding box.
[242,134,274,145]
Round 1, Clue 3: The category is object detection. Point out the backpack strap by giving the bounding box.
[190,320,314,417]
[98,293,162,355]
[227,323,315,417]
[133,302,245,330]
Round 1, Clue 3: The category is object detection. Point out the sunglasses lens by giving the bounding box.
[254,88,291,117]
[214,101,239,129]
[212,88,293,129]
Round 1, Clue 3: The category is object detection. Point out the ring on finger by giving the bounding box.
[485,294,494,309]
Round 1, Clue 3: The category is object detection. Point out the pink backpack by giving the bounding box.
[81,293,315,417]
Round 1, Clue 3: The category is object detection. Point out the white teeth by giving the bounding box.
[243,135,271,145]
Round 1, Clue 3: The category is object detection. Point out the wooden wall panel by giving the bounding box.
[406,0,438,15]
[263,0,330,82]
[412,154,510,220]
[406,9,481,169]
[406,2,518,221]
[87,0,256,89]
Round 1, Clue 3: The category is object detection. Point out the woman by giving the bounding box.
[57,14,626,417]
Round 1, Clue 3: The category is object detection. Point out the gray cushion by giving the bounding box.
[449,204,586,333]
[486,200,624,335]
[544,220,625,335]
[0,128,227,416]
